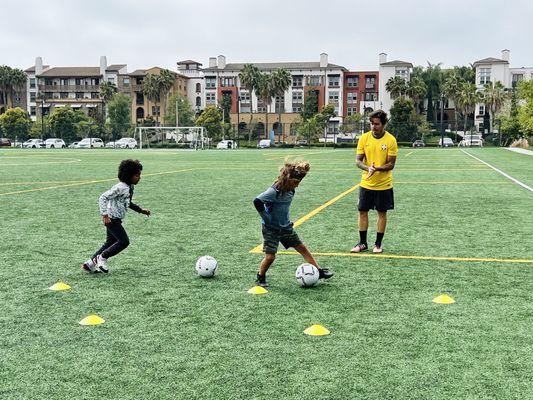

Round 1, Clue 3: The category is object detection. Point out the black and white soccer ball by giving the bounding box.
[295,263,319,287]
[195,255,218,278]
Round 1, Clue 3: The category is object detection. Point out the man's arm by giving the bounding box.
[356,154,369,171]
[374,155,396,172]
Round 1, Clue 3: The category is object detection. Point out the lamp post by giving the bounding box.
[40,96,45,141]
[440,93,444,148]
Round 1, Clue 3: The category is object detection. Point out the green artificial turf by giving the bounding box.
[0,147,531,400]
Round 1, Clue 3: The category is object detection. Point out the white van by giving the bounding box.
[257,139,271,149]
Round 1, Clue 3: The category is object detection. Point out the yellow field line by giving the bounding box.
[249,184,360,253]
[0,168,196,196]
[395,180,511,184]
[265,150,331,161]
[0,180,94,186]
[251,249,533,264]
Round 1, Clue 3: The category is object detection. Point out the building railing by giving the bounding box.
[38,85,100,91]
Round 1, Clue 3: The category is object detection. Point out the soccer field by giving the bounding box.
[1,147,532,400]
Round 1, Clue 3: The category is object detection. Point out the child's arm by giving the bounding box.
[253,187,277,225]
[98,185,121,216]
[129,201,150,216]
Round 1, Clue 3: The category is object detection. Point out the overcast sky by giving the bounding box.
[1,0,531,72]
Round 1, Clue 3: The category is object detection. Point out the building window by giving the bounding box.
[196,83,201,92]
[347,76,359,87]
[292,76,303,87]
[123,78,130,87]
[206,93,216,104]
[60,92,68,99]
[221,77,235,87]
[479,105,485,115]
[308,76,321,86]
[205,77,217,89]
[292,105,302,113]
[347,106,357,116]
[107,77,115,84]
[152,105,160,116]
[347,92,357,104]
[91,92,99,99]
[196,96,201,107]
[257,102,266,113]
[512,74,523,88]
[328,91,339,103]
[327,121,339,133]
[364,92,377,101]
[75,92,83,99]
[239,91,250,103]
[30,92,36,102]
[395,68,409,80]
[479,68,491,85]
[292,91,303,103]
[136,92,144,105]
[365,76,376,88]
[328,75,340,87]
[30,106,36,116]
[29,78,36,89]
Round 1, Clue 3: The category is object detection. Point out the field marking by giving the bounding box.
[461,150,533,192]
[0,159,82,166]
[395,180,511,185]
[0,180,94,186]
[0,168,196,197]
[265,150,331,161]
[405,151,414,157]
[249,184,360,253]
[249,249,533,264]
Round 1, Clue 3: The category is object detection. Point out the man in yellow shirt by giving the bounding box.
[351,110,398,254]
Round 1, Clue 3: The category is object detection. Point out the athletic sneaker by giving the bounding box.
[373,245,383,254]
[96,254,109,273]
[318,268,334,280]
[255,273,268,288]
[350,243,368,253]
[81,257,98,273]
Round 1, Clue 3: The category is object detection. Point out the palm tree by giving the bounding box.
[142,74,162,125]
[456,82,480,140]
[442,72,465,140]
[255,72,275,139]
[272,69,292,143]
[422,62,444,125]
[157,69,176,124]
[482,81,508,134]
[99,81,117,124]
[238,64,260,144]
[406,76,427,113]
[0,66,27,110]
[385,76,407,100]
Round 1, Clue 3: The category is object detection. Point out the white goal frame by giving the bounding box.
[134,126,206,150]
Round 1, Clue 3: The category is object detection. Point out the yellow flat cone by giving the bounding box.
[247,286,268,295]
[304,324,330,336]
[48,281,71,291]
[433,294,455,304]
[79,314,105,326]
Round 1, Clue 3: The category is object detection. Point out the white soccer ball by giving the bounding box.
[295,263,320,287]
[195,255,218,278]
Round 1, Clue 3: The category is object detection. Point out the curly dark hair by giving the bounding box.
[118,159,143,184]
[369,109,388,125]
[274,160,310,194]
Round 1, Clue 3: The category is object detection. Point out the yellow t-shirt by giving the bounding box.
[356,131,398,190]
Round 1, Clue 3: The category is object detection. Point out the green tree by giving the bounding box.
[301,89,319,120]
[0,66,26,110]
[165,92,195,127]
[518,80,533,137]
[385,76,408,100]
[456,82,480,137]
[142,74,162,125]
[255,72,275,138]
[387,98,418,142]
[99,81,117,123]
[482,81,508,134]
[0,107,31,140]
[296,115,321,143]
[340,113,362,135]
[157,69,176,122]
[75,120,100,139]
[238,64,260,145]
[406,76,427,113]
[421,62,444,125]
[443,72,466,141]
[196,106,223,141]
[108,93,131,140]
[272,68,292,142]
[48,106,89,142]
[500,89,522,145]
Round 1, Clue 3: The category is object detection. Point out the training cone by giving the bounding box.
[304,324,330,336]
[247,286,268,295]
[79,314,105,326]
[433,294,455,304]
[48,281,71,291]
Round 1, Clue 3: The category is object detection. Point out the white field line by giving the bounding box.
[461,149,533,192]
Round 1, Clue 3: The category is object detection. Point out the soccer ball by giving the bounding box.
[295,263,319,287]
[195,255,218,278]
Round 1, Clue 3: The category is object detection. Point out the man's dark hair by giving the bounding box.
[118,159,143,184]
[369,109,388,125]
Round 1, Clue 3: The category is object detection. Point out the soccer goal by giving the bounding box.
[134,126,206,150]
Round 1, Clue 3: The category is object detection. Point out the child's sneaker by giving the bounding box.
[255,273,268,288]
[318,268,334,280]
[350,243,368,253]
[96,254,109,273]
[81,257,97,273]
[373,245,383,254]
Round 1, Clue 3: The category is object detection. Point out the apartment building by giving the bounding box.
[378,53,413,114]
[343,70,379,118]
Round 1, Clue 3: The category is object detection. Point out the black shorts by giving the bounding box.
[262,225,302,254]
[358,187,394,212]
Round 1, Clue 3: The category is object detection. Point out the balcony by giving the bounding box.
[38,85,100,92]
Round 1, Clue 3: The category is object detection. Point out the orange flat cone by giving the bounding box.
[304,324,330,336]
[79,314,105,326]
[433,294,455,304]
[48,281,71,291]
[247,286,268,295]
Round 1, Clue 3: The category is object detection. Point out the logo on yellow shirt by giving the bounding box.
[381,144,387,151]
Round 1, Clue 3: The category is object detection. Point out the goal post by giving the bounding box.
[134,126,206,150]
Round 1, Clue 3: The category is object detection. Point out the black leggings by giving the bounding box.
[92,219,130,259]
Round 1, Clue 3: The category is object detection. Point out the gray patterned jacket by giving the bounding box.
[98,182,142,219]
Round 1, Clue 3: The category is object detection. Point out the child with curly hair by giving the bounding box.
[253,160,333,287]
[82,159,151,273]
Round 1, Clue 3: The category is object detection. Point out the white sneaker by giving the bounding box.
[96,254,109,273]
[373,245,383,254]
[81,257,97,273]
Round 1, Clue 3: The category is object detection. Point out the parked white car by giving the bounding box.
[68,141,80,148]
[217,139,237,149]
[459,135,484,147]
[116,137,137,149]
[78,138,104,148]
[23,139,45,148]
[45,138,66,148]
[438,137,454,147]
[257,139,271,149]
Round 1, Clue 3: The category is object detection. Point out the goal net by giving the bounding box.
[134,126,207,150]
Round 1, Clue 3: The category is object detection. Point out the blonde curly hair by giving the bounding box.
[274,160,310,193]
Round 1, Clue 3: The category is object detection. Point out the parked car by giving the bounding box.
[412,139,425,147]
[296,139,308,146]
[45,138,66,148]
[23,139,45,148]
[0,138,12,147]
[217,140,237,149]
[115,137,137,149]
[438,137,454,147]
[257,139,271,149]
[458,135,483,147]
[68,141,80,148]
[105,141,117,148]
[78,138,104,148]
